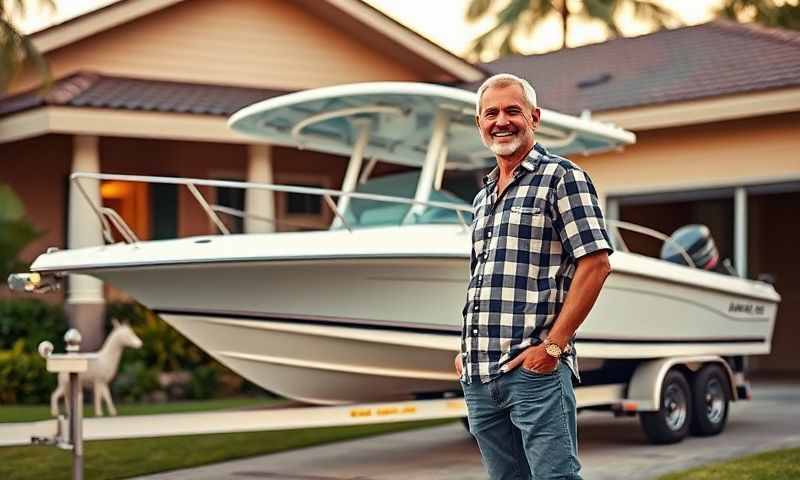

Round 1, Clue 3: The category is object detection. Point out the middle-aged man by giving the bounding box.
[455,73,613,480]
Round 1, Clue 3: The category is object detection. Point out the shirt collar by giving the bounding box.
[482,143,548,188]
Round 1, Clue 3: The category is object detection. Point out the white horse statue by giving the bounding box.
[50,319,143,417]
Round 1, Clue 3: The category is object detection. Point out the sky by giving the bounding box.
[17,0,725,59]
[366,0,724,57]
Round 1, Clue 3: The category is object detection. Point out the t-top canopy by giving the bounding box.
[228,82,635,170]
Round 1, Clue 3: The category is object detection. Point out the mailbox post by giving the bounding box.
[37,329,92,480]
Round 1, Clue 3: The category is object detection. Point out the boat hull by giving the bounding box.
[90,254,778,404]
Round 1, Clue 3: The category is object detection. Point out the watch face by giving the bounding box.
[545,344,561,357]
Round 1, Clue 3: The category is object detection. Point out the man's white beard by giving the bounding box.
[482,133,523,156]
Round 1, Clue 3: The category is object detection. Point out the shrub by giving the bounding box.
[111,359,160,403]
[107,302,246,400]
[0,340,56,404]
[107,302,205,372]
[189,364,219,400]
[0,299,68,353]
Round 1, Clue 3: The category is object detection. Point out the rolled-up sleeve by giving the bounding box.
[553,168,613,261]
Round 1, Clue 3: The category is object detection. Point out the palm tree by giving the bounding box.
[717,0,800,30]
[0,0,54,93]
[466,0,676,60]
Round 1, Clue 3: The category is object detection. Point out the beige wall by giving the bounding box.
[576,112,800,202]
[12,0,424,93]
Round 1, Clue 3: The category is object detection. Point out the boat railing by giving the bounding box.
[606,219,696,268]
[71,172,473,244]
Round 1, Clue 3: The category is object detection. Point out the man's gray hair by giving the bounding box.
[475,73,538,115]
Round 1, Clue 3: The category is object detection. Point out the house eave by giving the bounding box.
[0,106,276,145]
[594,87,800,131]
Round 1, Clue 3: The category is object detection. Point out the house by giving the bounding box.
[474,20,800,375]
[0,0,484,349]
[2,1,794,376]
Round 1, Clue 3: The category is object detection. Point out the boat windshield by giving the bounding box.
[340,171,473,229]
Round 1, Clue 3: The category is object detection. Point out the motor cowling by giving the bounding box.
[660,224,719,270]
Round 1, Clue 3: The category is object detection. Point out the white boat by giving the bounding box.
[17,83,779,406]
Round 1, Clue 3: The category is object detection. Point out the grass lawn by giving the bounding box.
[0,417,456,480]
[0,396,282,423]
[1,396,455,480]
[658,447,800,480]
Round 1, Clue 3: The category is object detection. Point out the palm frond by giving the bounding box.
[715,0,800,30]
[582,0,622,36]
[519,0,557,35]
[466,0,533,59]
[466,0,493,21]
[629,0,675,27]
[466,21,514,61]
[0,0,55,93]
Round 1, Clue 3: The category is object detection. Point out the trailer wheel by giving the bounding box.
[689,364,729,437]
[639,369,692,444]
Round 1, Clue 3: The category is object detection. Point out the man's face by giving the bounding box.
[476,83,540,157]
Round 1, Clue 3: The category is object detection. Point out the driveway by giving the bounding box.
[135,381,800,480]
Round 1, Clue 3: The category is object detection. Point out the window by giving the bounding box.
[216,184,245,233]
[286,185,322,215]
[275,174,332,232]
[150,183,178,240]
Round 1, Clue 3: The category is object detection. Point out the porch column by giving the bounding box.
[734,187,748,278]
[67,135,105,351]
[603,197,616,218]
[245,144,275,233]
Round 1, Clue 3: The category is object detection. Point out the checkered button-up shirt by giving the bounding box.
[461,143,613,384]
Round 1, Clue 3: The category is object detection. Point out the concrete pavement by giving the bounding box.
[135,381,800,480]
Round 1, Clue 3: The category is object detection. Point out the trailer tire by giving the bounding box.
[639,369,691,444]
[689,364,729,437]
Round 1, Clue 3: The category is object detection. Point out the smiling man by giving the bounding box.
[455,74,613,480]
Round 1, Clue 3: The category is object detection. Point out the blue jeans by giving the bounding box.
[461,362,582,480]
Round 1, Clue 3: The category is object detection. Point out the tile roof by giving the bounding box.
[468,20,800,115]
[0,72,288,118]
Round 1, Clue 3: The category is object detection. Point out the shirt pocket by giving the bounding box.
[507,206,546,248]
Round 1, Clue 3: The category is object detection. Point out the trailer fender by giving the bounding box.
[624,356,735,412]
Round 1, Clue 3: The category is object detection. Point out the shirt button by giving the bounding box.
[472,328,478,334]
[473,304,479,311]
[487,231,492,238]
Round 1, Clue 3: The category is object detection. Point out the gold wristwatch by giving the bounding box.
[543,338,563,358]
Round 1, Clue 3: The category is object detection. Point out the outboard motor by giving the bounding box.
[660,225,719,270]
